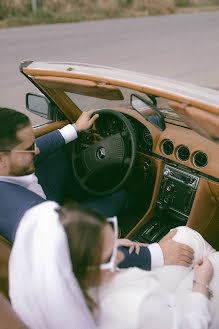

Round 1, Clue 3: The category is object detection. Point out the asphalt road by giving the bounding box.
[0,11,219,125]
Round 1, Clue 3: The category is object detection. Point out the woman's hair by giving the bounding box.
[57,202,107,312]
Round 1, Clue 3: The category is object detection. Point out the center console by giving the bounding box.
[133,164,199,243]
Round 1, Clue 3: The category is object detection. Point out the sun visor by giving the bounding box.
[168,101,219,143]
[32,76,124,101]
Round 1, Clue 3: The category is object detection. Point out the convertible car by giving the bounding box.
[0,61,219,314]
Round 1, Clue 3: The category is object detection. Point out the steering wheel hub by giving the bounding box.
[96,147,106,160]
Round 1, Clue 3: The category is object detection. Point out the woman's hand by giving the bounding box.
[193,257,213,299]
[194,257,213,285]
[117,239,148,255]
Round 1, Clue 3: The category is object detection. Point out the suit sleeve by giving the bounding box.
[118,246,151,271]
[34,130,74,203]
[35,130,65,164]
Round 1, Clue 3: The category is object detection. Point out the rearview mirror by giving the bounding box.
[130,94,166,131]
[26,93,56,120]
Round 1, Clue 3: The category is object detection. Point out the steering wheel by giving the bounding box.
[71,109,137,197]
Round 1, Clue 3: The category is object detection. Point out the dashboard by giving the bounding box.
[33,108,219,250]
[94,109,219,183]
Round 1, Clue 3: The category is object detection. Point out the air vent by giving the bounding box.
[176,145,190,162]
[193,151,208,168]
[161,139,174,156]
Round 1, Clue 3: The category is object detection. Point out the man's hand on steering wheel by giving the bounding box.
[72,109,137,196]
[75,110,99,132]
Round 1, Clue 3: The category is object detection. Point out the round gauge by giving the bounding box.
[192,151,208,168]
[161,139,174,156]
[176,145,190,162]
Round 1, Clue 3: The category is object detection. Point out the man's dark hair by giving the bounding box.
[0,108,31,151]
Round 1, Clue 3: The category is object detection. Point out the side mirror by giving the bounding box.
[130,94,166,131]
[26,93,57,120]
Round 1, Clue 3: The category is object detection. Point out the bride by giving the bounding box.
[9,201,219,329]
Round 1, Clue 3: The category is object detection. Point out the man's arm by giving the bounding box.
[34,110,99,203]
[59,110,99,144]
[118,245,152,270]
[117,229,194,271]
[36,110,99,162]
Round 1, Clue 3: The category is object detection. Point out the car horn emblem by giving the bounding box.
[96,147,106,160]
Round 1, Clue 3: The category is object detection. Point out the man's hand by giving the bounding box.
[117,238,148,255]
[159,229,194,267]
[75,110,99,132]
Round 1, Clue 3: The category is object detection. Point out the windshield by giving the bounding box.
[65,87,180,121]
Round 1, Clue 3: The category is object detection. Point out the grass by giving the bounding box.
[176,4,219,13]
[0,8,166,28]
[0,2,219,28]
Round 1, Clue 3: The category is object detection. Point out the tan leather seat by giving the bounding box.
[0,293,28,329]
[0,235,11,299]
[0,237,28,327]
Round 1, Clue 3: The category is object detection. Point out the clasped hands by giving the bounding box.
[118,229,195,267]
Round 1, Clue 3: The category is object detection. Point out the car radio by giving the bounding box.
[156,165,199,219]
[132,164,200,243]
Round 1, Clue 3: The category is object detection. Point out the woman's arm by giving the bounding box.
[137,258,214,329]
[137,286,212,329]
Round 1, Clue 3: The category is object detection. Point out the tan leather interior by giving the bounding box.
[185,106,219,139]
[169,101,219,142]
[0,293,27,329]
[34,120,69,138]
[0,236,11,299]
[187,179,219,250]
[209,181,219,202]
[154,123,219,179]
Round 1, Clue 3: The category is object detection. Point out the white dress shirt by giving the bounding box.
[0,124,164,267]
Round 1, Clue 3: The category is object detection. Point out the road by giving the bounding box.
[0,11,219,125]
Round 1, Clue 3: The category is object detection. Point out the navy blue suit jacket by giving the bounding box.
[0,130,66,243]
[35,130,76,204]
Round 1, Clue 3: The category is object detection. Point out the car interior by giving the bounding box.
[0,61,218,321]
